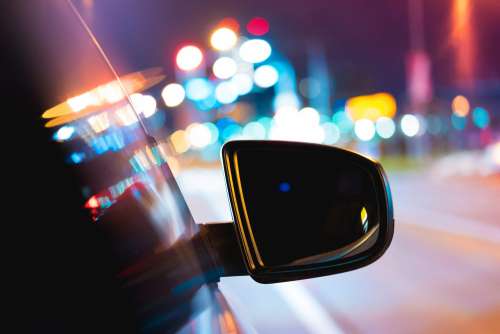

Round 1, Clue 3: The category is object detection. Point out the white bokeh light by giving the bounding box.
[210,27,238,51]
[239,39,272,63]
[354,119,376,141]
[231,73,254,95]
[176,45,203,71]
[254,65,279,88]
[400,114,420,137]
[212,57,237,80]
[215,81,238,104]
[375,117,396,139]
[186,123,212,148]
[161,83,185,107]
[130,93,157,118]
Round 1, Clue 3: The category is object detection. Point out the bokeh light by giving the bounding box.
[354,119,376,141]
[212,57,238,79]
[204,122,219,144]
[210,27,238,51]
[239,39,272,63]
[298,107,320,126]
[472,107,490,129]
[176,45,203,71]
[346,93,397,121]
[321,122,341,145]
[215,81,238,104]
[222,123,243,140]
[130,93,157,118]
[375,117,396,139]
[273,92,300,110]
[254,64,279,88]
[299,78,321,99]
[54,126,75,141]
[186,78,213,101]
[231,73,254,95]
[243,121,266,139]
[451,113,467,130]
[400,114,420,137]
[170,130,190,154]
[187,123,212,148]
[161,83,185,107]
[452,95,470,117]
[246,17,269,36]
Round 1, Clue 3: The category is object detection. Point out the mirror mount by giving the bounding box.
[198,222,248,278]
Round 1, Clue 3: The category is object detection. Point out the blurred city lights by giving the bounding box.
[215,81,238,104]
[273,92,300,110]
[204,122,219,144]
[246,17,269,36]
[70,152,85,164]
[332,110,353,134]
[87,112,110,133]
[239,39,272,63]
[400,114,420,137]
[210,27,238,51]
[97,83,125,104]
[491,142,500,165]
[231,73,254,95]
[212,57,238,79]
[186,78,213,101]
[375,117,396,139]
[176,45,203,71]
[196,95,217,111]
[472,107,490,129]
[54,126,75,141]
[115,105,138,126]
[222,123,243,140]
[451,113,467,130]
[162,83,185,107]
[130,93,157,118]
[187,123,212,148]
[298,107,320,126]
[170,130,190,154]
[243,121,266,139]
[321,122,341,145]
[346,93,397,121]
[452,95,470,117]
[254,64,279,88]
[354,119,376,141]
[299,78,321,99]
[270,106,324,143]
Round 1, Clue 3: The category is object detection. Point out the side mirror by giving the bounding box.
[220,140,394,283]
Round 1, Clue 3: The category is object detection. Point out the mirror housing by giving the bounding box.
[221,140,394,283]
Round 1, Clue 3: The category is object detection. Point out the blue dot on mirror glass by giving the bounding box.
[279,182,291,193]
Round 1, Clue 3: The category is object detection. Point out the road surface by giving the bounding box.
[177,168,500,334]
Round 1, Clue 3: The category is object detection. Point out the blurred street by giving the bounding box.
[179,166,500,333]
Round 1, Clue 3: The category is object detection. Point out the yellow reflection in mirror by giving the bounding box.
[361,206,369,233]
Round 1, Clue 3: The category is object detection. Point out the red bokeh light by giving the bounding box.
[85,195,100,209]
[246,17,269,36]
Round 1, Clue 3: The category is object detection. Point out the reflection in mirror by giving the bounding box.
[229,144,381,269]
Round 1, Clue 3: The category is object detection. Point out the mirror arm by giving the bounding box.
[199,223,248,277]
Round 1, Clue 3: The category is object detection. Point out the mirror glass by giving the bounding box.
[233,145,380,268]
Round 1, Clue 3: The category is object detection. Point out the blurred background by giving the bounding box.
[16,0,500,332]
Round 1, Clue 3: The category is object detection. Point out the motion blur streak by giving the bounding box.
[274,281,344,334]
[450,0,475,86]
